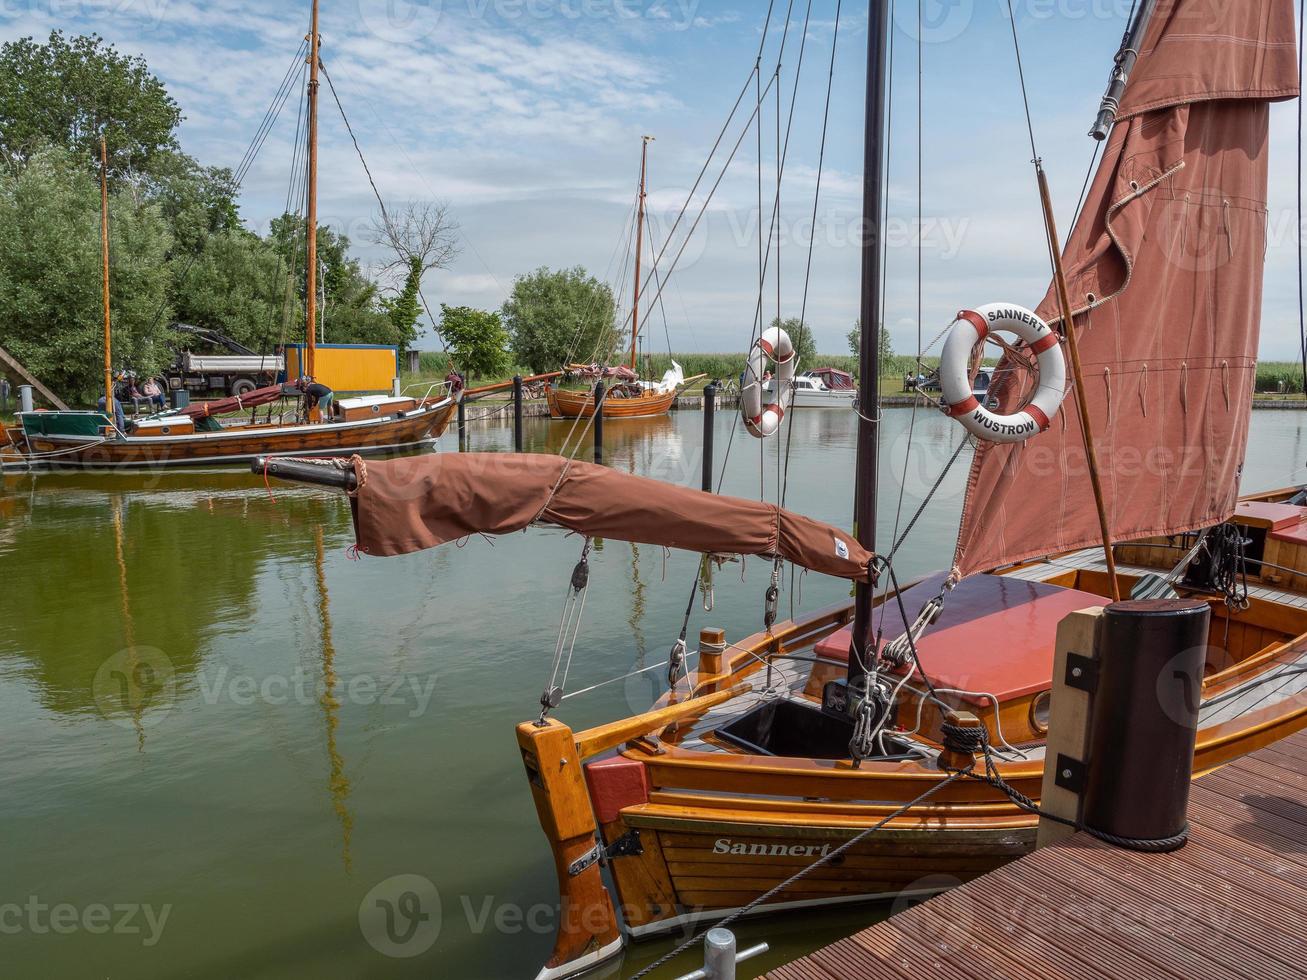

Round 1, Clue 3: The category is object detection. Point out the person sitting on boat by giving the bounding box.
[142,377,167,412]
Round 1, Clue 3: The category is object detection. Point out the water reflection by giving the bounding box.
[314,526,355,872]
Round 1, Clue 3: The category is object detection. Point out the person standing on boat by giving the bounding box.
[285,376,334,421]
[0,377,9,412]
[97,392,126,432]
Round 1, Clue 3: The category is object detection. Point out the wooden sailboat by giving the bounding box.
[547,136,690,420]
[259,2,1306,978]
[13,0,454,470]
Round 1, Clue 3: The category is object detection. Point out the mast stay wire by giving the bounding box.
[141,40,309,339]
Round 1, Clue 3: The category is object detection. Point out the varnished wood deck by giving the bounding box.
[765,727,1307,980]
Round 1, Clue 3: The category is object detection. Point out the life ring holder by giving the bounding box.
[742,325,797,439]
[940,302,1067,444]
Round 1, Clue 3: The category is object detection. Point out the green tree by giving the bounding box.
[268,213,394,347]
[845,320,893,364]
[771,316,817,366]
[439,305,510,381]
[0,147,172,399]
[503,266,618,374]
[170,228,293,350]
[0,32,181,176]
[382,256,423,355]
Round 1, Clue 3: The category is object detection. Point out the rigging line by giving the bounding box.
[628,769,969,980]
[783,0,842,514]
[141,42,310,340]
[620,70,785,347]
[233,39,308,187]
[1004,0,1041,162]
[890,0,925,569]
[262,60,310,360]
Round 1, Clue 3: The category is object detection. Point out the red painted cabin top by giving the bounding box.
[814,574,1103,704]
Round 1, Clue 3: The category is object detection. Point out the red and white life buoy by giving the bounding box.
[940,302,1066,443]
[742,325,797,438]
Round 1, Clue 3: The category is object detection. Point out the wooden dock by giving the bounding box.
[766,728,1307,980]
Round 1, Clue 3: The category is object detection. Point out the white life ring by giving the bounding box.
[742,325,797,438]
[940,302,1066,443]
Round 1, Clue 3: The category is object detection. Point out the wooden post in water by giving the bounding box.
[99,136,113,421]
[457,396,467,451]
[702,381,715,492]
[593,381,605,464]
[513,375,524,452]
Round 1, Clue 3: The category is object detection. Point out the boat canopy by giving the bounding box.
[345,453,875,580]
[953,0,1299,578]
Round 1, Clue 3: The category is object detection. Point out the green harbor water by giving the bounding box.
[3,407,1307,979]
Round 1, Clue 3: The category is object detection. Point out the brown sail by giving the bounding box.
[346,453,874,580]
[953,0,1299,578]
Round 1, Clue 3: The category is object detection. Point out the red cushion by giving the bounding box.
[814,574,1103,704]
[584,755,650,824]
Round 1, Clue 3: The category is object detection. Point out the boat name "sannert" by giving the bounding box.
[712,839,833,858]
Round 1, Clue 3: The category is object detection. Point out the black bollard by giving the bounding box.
[593,380,605,464]
[457,397,467,452]
[513,375,524,453]
[1080,598,1210,847]
[702,382,716,492]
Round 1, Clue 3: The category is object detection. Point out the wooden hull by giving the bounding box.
[19,401,455,470]
[546,385,676,419]
[520,496,1307,978]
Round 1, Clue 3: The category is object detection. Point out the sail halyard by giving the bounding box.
[952,0,1300,579]
[849,0,890,677]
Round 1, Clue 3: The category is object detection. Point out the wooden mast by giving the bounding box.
[630,136,652,373]
[305,0,321,418]
[849,0,889,682]
[99,135,113,421]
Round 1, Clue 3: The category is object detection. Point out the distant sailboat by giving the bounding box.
[547,136,697,420]
[14,0,455,469]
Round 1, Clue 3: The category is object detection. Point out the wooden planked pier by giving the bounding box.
[767,728,1307,980]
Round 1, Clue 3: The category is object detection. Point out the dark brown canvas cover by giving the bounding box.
[348,453,874,580]
[953,0,1298,578]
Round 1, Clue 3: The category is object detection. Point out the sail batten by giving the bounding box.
[953,0,1299,579]
[347,453,875,581]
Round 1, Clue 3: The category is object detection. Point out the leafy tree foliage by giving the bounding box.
[845,319,893,364]
[268,214,395,347]
[382,256,423,356]
[171,229,293,351]
[439,305,510,381]
[771,316,817,366]
[0,32,181,176]
[502,266,617,374]
[0,148,171,399]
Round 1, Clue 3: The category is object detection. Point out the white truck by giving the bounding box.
[165,324,285,397]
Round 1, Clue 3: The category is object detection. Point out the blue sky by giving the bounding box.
[1,0,1301,358]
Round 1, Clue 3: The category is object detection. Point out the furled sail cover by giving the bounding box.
[347,453,874,580]
[953,0,1299,578]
